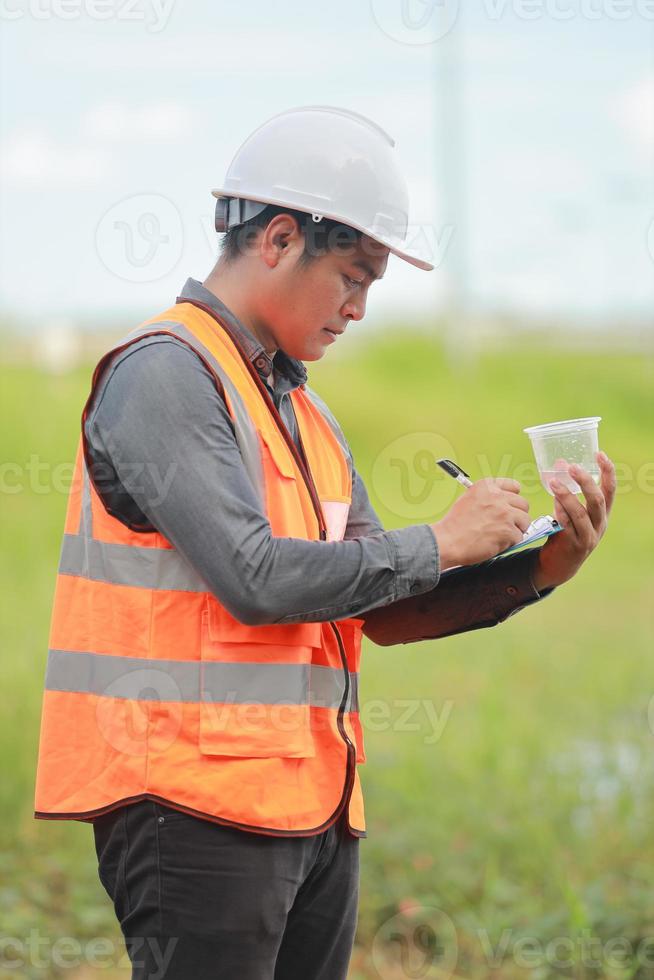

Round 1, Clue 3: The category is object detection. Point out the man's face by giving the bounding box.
[259,230,389,361]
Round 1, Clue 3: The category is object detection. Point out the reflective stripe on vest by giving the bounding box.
[45,649,359,712]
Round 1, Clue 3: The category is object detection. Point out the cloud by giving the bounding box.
[0,100,192,189]
[611,75,654,162]
[29,30,431,75]
[0,127,111,187]
[489,148,589,194]
[82,101,191,142]
[464,31,530,64]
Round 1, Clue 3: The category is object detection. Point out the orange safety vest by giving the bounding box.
[34,296,367,837]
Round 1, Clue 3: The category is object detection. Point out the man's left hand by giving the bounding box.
[532,451,616,591]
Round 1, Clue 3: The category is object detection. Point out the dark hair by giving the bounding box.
[219,203,364,266]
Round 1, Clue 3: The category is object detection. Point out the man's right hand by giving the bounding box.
[430,478,531,569]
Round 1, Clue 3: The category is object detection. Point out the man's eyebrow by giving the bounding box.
[351,258,384,282]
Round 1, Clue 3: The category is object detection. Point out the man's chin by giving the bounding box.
[285,341,326,363]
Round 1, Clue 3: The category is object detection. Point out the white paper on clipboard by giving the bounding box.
[495,515,563,556]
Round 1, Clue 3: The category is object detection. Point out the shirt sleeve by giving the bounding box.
[84,337,441,626]
[361,546,557,645]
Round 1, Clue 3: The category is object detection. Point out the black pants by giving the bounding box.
[92,799,360,980]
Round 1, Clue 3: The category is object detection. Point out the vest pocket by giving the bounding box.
[258,427,297,479]
[198,608,317,759]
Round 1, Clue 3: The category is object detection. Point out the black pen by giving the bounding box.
[436,458,473,489]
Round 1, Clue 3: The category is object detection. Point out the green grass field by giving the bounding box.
[2,330,653,979]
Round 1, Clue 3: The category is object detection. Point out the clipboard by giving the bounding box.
[496,514,563,556]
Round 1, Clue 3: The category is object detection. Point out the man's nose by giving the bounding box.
[341,296,366,322]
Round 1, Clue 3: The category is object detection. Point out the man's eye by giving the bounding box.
[344,275,364,288]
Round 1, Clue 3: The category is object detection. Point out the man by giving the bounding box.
[34,106,615,979]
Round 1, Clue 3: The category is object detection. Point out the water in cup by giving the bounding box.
[538,466,601,495]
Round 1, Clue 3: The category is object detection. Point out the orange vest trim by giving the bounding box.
[34,300,367,837]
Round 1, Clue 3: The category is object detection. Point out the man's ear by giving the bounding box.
[260,214,303,270]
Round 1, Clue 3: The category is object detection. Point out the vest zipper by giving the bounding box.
[328,621,357,822]
[293,425,328,543]
[178,298,356,823]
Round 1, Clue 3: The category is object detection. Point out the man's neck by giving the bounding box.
[202,271,278,356]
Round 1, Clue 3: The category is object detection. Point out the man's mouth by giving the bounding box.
[323,327,344,337]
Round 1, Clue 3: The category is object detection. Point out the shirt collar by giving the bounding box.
[177,278,308,389]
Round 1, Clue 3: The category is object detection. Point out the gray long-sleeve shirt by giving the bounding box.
[84,277,554,629]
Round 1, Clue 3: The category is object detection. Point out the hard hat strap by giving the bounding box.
[214,197,269,233]
[215,197,324,233]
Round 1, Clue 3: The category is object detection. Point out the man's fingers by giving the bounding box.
[569,463,606,534]
[551,485,577,537]
[597,451,616,518]
[550,453,615,553]
[550,478,590,544]
[513,510,531,531]
[492,478,522,493]
[553,494,571,529]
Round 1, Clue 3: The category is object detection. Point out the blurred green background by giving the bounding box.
[2,329,653,979]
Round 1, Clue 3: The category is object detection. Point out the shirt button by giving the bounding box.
[506,586,518,596]
[410,583,421,593]
[157,816,165,824]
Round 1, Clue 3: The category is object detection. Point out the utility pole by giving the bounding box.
[434,18,474,369]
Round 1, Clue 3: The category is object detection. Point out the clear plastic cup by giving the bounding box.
[523,417,602,495]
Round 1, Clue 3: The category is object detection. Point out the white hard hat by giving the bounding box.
[212,105,433,272]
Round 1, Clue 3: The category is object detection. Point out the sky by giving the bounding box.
[0,0,652,331]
